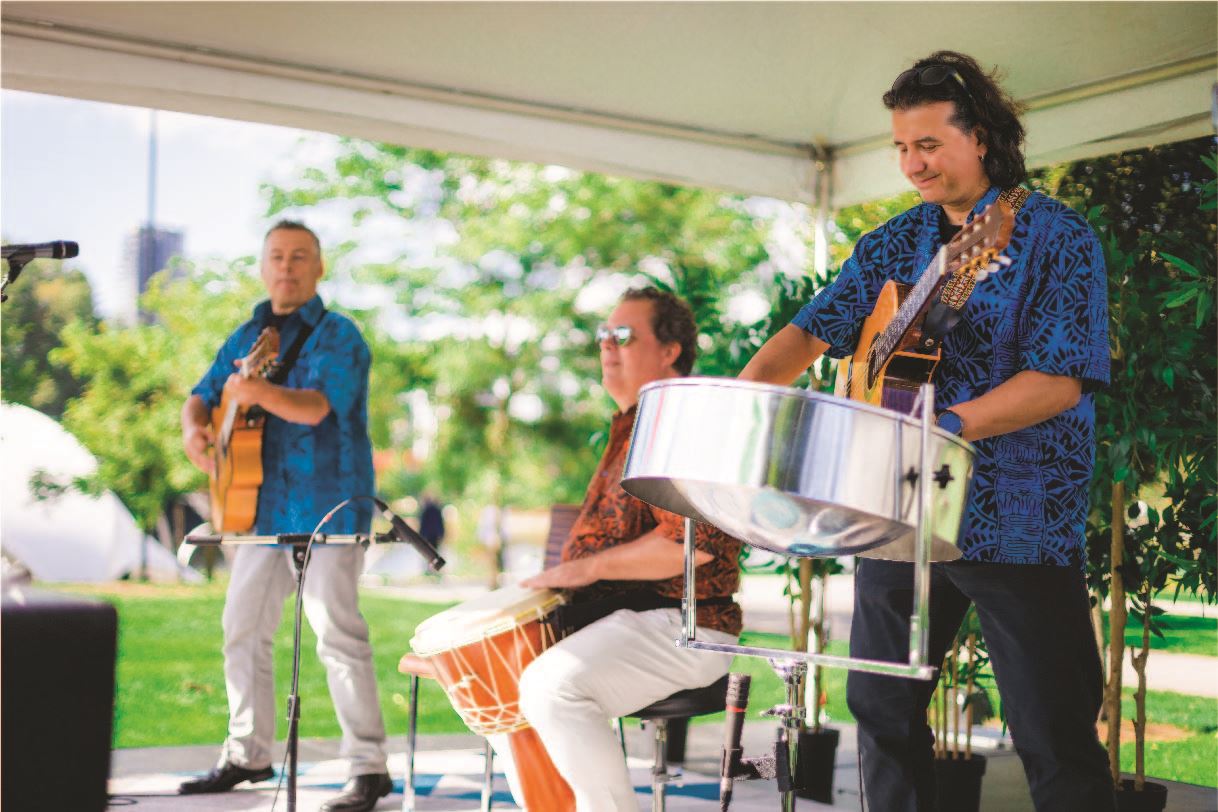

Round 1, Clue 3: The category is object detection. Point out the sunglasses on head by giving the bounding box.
[892,64,974,108]
[595,324,635,346]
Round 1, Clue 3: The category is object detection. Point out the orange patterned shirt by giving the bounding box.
[562,404,743,636]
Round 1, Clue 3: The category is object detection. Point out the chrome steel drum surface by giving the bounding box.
[621,378,975,560]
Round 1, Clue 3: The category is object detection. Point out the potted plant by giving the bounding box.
[783,555,844,803]
[931,607,994,812]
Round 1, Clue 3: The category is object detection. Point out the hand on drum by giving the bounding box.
[520,558,598,589]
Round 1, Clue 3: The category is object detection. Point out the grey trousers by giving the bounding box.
[219,543,387,777]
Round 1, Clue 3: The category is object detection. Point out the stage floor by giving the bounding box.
[108,723,1217,811]
[109,745,822,811]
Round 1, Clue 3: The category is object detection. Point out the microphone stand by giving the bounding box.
[187,530,386,812]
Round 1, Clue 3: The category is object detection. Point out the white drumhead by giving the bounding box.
[410,583,565,657]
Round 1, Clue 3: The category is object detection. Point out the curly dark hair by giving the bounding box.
[620,287,698,375]
[264,219,321,253]
[882,50,1027,189]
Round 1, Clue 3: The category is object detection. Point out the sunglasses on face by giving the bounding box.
[595,324,635,346]
[891,64,975,108]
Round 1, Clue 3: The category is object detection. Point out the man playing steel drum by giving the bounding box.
[742,50,1114,812]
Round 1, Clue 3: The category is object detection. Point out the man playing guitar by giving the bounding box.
[179,221,391,812]
[742,51,1114,811]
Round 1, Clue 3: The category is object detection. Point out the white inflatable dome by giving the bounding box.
[1,402,196,582]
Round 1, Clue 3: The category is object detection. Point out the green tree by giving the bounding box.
[52,263,264,534]
[263,142,785,517]
[1041,137,1217,791]
[1,258,98,418]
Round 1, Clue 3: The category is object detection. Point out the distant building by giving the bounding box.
[118,224,184,324]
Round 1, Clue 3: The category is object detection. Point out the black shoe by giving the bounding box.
[320,772,394,812]
[178,761,274,794]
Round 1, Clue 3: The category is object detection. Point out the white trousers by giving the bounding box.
[497,608,735,812]
[219,543,387,777]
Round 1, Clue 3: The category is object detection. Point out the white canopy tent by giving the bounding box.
[2,1,1214,211]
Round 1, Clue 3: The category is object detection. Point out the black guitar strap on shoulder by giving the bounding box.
[267,312,323,386]
[242,311,324,424]
[925,186,1031,343]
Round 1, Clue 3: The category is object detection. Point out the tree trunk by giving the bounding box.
[796,559,813,732]
[966,632,975,760]
[1091,594,1107,715]
[1132,586,1151,790]
[1105,481,1127,786]
[809,568,826,734]
[487,398,510,590]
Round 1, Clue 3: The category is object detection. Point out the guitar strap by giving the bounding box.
[243,311,324,422]
[922,186,1030,341]
[267,315,320,386]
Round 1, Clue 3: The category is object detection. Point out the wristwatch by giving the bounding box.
[936,409,964,436]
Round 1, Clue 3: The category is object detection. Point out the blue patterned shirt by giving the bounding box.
[792,186,1110,567]
[192,294,374,535]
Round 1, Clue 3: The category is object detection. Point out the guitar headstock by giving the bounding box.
[942,200,1014,281]
[240,327,281,378]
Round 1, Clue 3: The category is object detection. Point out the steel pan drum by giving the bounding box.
[621,378,974,560]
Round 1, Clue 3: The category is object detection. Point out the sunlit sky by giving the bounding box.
[2,89,798,327]
[1,89,338,320]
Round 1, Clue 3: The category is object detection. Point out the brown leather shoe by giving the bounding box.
[319,772,394,812]
[178,761,274,794]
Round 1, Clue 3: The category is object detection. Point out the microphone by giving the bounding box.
[2,241,79,261]
[372,498,446,573]
[719,672,751,812]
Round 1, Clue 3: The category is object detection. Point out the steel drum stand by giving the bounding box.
[186,530,393,812]
[678,383,941,810]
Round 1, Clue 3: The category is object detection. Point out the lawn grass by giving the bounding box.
[54,581,465,748]
[1116,613,1218,657]
[1114,691,1217,787]
[52,582,1217,787]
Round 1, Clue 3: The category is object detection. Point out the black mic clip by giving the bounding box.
[2,242,80,303]
[373,498,446,573]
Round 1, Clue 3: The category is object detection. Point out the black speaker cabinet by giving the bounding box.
[2,588,117,812]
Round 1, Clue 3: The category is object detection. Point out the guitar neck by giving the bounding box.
[871,248,947,368]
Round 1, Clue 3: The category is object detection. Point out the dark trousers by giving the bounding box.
[846,559,1115,812]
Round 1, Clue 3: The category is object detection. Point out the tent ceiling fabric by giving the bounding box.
[3,2,1215,206]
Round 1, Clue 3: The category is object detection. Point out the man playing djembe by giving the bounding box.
[516,286,743,811]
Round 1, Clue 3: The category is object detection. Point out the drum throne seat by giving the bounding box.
[623,673,730,812]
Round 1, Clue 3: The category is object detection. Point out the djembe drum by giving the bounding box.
[409,584,574,811]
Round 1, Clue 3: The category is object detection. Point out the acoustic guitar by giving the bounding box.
[209,327,280,531]
[835,201,1014,414]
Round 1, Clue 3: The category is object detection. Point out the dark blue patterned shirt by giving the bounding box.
[192,294,374,535]
[792,186,1110,567]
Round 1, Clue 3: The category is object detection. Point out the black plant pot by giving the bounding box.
[1115,779,1168,812]
[933,753,987,812]
[795,726,840,803]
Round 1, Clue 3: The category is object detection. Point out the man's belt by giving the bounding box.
[548,589,734,639]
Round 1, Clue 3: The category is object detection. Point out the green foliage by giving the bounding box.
[1039,136,1217,784]
[1047,139,1217,609]
[50,263,264,531]
[0,258,98,418]
[263,140,793,509]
